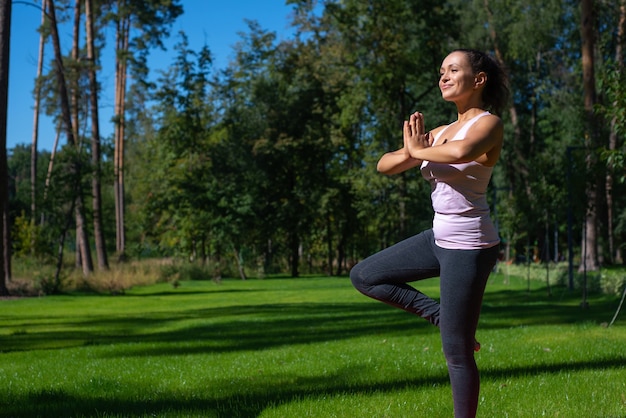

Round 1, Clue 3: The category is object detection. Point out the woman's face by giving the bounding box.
[438,51,477,102]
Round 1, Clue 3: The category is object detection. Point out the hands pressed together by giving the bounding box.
[403,111,433,158]
[376,111,437,174]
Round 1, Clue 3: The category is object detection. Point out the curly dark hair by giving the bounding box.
[453,49,510,116]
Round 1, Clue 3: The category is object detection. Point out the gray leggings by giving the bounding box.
[350,229,499,418]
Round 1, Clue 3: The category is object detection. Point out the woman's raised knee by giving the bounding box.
[349,263,366,293]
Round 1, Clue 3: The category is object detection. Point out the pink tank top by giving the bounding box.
[420,112,500,250]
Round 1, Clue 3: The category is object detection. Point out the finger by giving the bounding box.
[410,114,418,134]
[411,112,419,132]
[416,112,424,134]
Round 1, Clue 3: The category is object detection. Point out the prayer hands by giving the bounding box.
[403,112,432,156]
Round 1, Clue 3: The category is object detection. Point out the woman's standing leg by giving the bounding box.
[436,245,499,418]
[350,230,442,326]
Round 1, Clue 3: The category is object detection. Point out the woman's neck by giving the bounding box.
[456,106,487,122]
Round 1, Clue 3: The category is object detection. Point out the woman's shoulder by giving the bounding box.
[473,113,503,133]
[480,112,502,124]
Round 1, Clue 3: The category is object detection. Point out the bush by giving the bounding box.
[599,268,626,295]
[496,261,626,295]
[159,260,223,284]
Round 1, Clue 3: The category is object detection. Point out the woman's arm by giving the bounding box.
[376,148,422,175]
[406,112,503,165]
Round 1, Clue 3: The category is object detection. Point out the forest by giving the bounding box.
[0,0,625,296]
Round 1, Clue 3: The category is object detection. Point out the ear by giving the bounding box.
[474,71,487,89]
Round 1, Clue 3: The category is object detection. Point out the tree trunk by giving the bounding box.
[290,231,299,278]
[234,248,247,280]
[580,0,599,271]
[606,0,625,264]
[71,0,83,271]
[0,0,12,295]
[114,13,130,260]
[48,0,93,277]
[30,0,47,253]
[85,0,109,270]
[336,233,346,276]
[71,0,80,141]
[326,211,333,276]
[41,123,61,225]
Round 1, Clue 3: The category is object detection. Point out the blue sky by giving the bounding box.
[7,0,297,151]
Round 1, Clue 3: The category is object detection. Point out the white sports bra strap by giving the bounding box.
[433,111,490,145]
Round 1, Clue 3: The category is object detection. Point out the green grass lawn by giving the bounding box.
[0,272,625,417]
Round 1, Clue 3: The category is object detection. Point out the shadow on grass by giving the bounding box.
[1,284,620,354]
[480,285,620,326]
[133,288,269,297]
[3,370,441,418]
[2,356,624,418]
[0,302,428,354]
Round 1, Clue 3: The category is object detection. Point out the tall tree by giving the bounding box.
[215,23,282,275]
[604,0,626,264]
[143,34,216,260]
[70,0,81,140]
[85,0,109,270]
[112,2,129,260]
[289,3,358,275]
[108,0,183,260]
[70,0,87,271]
[30,0,48,253]
[0,0,11,295]
[47,0,94,276]
[580,0,600,271]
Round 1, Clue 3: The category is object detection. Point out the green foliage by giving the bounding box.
[8,253,68,295]
[11,213,39,257]
[597,64,626,184]
[598,267,626,296]
[7,0,626,281]
[158,260,223,283]
[130,33,218,259]
[597,65,626,136]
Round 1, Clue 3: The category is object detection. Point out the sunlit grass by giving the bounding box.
[0,273,624,417]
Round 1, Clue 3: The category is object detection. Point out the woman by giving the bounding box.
[350,49,509,418]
